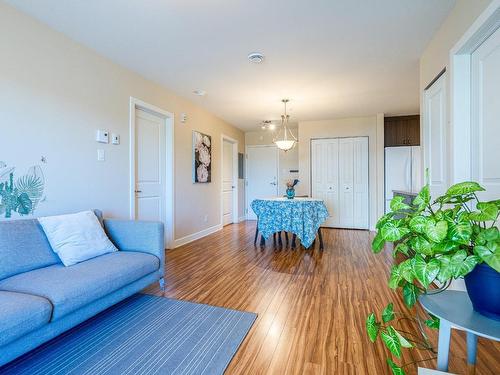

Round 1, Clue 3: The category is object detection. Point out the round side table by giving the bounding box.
[419,290,500,372]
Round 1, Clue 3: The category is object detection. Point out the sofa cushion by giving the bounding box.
[0,291,53,347]
[0,251,160,321]
[0,219,60,281]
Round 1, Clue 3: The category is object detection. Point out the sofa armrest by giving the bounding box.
[103,219,165,277]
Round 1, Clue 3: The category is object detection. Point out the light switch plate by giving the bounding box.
[111,133,120,145]
[97,149,105,162]
[96,129,109,143]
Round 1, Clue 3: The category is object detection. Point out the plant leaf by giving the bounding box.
[437,255,454,283]
[402,282,419,308]
[398,258,415,283]
[393,329,413,348]
[424,315,440,329]
[456,255,480,277]
[469,202,499,221]
[413,185,430,211]
[409,216,428,234]
[413,255,440,288]
[372,232,386,253]
[366,313,380,342]
[381,221,410,242]
[410,236,433,255]
[446,181,485,196]
[382,303,395,323]
[474,242,500,273]
[448,221,472,244]
[424,220,448,243]
[390,196,410,212]
[387,358,405,375]
[389,266,403,289]
[381,327,402,358]
[393,242,409,257]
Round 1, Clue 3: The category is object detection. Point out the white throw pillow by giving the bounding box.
[38,210,117,267]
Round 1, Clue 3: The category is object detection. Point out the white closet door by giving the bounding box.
[339,138,355,228]
[471,27,500,202]
[312,139,339,227]
[312,137,369,229]
[352,137,369,229]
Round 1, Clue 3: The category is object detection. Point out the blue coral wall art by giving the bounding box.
[0,161,46,219]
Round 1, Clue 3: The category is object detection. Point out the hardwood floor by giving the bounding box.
[144,222,500,375]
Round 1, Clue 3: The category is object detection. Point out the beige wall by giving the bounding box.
[245,129,299,196]
[420,0,493,90]
[0,2,244,244]
[298,115,385,229]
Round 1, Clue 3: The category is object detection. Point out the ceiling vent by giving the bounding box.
[248,52,265,64]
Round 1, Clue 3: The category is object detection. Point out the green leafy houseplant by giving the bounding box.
[367,181,500,374]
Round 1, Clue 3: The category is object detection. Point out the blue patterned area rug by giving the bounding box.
[0,294,257,375]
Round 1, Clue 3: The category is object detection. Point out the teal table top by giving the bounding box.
[419,291,500,340]
[251,198,329,248]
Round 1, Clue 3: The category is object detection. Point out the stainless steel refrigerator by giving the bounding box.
[384,146,422,212]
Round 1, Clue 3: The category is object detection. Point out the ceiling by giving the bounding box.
[6,0,456,131]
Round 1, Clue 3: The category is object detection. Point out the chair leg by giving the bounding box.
[285,232,289,246]
[291,234,297,249]
[318,228,324,250]
[273,233,277,248]
[159,277,165,291]
[254,226,259,245]
[278,232,283,247]
[260,235,265,247]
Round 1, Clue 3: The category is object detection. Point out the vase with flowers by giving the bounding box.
[285,179,299,199]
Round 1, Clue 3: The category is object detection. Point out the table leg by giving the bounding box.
[318,228,324,250]
[437,319,451,372]
[466,331,478,366]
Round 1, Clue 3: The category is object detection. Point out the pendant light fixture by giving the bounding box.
[274,99,297,152]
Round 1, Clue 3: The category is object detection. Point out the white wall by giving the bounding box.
[298,115,385,230]
[245,130,299,196]
[0,2,245,244]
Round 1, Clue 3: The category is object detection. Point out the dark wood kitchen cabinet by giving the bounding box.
[384,115,420,147]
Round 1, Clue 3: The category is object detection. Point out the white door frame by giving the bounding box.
[129,97,175,249]
[449,0,499,183]
[220,134,239,225]
[245,144,279,219]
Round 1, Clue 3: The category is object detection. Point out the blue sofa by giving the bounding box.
[0,213,164,367]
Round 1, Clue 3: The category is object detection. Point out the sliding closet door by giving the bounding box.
[311,137,369,229]
[352,137,369,229]
[311,139,339,227]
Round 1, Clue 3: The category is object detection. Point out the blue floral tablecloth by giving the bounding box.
[251,198,329,248]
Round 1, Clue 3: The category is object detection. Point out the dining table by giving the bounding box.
[250,197,329,249]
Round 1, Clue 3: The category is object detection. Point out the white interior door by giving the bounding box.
[312,139,339,227]
[311,137,368,229]
[423,73,447,197]
[135,109,166,223]
[246,146,278,220]
[352,137,369,229]
[471,26,500,202]
[222,139,234,225]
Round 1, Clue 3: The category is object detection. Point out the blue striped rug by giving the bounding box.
[0,294,256,375]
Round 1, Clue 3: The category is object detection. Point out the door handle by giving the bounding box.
[135,190,142,193]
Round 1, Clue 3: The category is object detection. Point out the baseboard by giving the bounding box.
[238,216,246,223]
[173,223,223,248]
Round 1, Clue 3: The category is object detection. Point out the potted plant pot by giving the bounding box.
[464,262,500,321]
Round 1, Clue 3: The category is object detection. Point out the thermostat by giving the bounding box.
[96,129,109,143]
